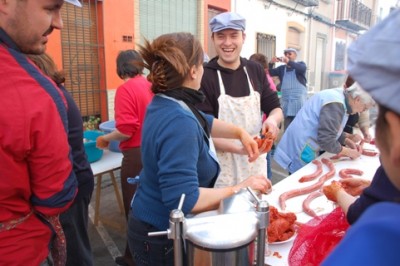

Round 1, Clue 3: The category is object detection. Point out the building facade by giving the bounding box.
[46,0,385,122]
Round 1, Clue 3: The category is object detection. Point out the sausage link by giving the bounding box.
[302,191,324,217]
[299,160,323,183]
[339,168,364,179]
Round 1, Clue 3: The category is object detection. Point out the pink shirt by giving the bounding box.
[266,71,277,91]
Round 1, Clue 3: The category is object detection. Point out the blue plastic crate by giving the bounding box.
[83,130,104,163]
[99,120,121,153]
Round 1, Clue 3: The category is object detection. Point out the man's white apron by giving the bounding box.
[214,67,267,188]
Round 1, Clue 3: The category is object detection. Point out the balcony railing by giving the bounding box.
[336,0,372,31]
[292,0,319,7]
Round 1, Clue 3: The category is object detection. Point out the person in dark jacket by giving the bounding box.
[198,12,283,188]
[269,48,307,130]
[28,53,94,266]
[322,9,400,265]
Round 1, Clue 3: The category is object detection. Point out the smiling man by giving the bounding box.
[197,12,283,188]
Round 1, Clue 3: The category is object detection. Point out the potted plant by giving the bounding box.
[83,115,101,131]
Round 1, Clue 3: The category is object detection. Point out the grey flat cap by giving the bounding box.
[209,12,246,33]
[347,9,400,114]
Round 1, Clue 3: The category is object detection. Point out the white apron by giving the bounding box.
[214,67,267,188]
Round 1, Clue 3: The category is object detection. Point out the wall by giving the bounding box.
[102,0,135,91]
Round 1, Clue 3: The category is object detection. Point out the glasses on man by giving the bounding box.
[284,52,292,56]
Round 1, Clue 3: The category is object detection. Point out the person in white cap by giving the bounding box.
[269,47,308,130]
[0,0,81,265]
[197,12,283,188]
[322,8,400,265]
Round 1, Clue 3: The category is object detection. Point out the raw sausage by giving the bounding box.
[299,160,323,183]
[279,158,335,210]
[339,168,363,179]
[302,191,324,217]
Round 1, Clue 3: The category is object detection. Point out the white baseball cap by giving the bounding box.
[65,0,82,7]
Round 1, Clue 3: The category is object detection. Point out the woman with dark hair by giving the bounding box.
[96,49,153,266]
[27,53,94,266]
[127,32,271,265]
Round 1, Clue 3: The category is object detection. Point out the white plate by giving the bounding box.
[268,233,297,245]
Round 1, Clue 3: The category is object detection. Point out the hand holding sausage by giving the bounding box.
[348,133,363,144]
[339,178,371,196]
[237,128,260,162]
[96,135,109,149]
[338,146,361,160]
[323,181,343,203]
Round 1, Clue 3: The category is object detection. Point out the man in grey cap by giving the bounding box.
[269,47,308,130]
[0,0,82,265]
[197,11,283,188]
[322,8,400,265]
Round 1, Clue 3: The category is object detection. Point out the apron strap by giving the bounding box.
[218,67,255,96]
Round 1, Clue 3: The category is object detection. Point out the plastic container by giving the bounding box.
[99,120,121,152]
[83,130,104,163]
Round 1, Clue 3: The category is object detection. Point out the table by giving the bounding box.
[262,141,380,265]
[90,149,124,226]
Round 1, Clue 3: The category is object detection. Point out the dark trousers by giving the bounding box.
[121,147,142,262]
[60,182,93,266]
[128,215,174,266]
[284,116,295,130]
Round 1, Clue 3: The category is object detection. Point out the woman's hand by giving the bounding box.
[323,181,343,202]
[348,133,363,144]
[96,135,109,149]
[339,178,371,196]
[237,128,260,162]
[235,175,272,195]
[339,146,361,160]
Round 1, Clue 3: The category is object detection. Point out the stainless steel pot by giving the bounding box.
[184,190,259,266]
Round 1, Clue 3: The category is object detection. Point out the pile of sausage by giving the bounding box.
[279,158,366,217]
[267,206,297,242]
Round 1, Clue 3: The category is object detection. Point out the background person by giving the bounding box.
[269,48,307,130]
[197,12,283,188]
[0,0,81,265]
[249,53,277,180]
[342,75,372,142]
[274,83,374,174]
[96,50,153,266]
[322,9,400,265]
[27,53,95,266]
[128,32,271,265]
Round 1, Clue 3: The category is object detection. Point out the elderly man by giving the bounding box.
[0,0,81,265]
[197,12,283,188]
[322,8,400,265]
[269,48,308,129]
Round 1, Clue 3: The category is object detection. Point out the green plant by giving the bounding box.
[83,116,101,131]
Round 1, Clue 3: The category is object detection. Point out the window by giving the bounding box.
[335,41,346,71]
[287,27,301,50]
[139,0,198,43]
[256,33,276,62]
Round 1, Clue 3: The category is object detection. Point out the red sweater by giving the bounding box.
[115,76,153,150]
[0,31,77,265]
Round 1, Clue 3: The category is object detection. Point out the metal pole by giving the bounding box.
[256,200,269,266]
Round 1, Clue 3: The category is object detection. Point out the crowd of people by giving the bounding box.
[1,0,399,265]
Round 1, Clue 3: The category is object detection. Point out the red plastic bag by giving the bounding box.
[288,207,349,266]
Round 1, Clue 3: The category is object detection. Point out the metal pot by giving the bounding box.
[184,191,259,266]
